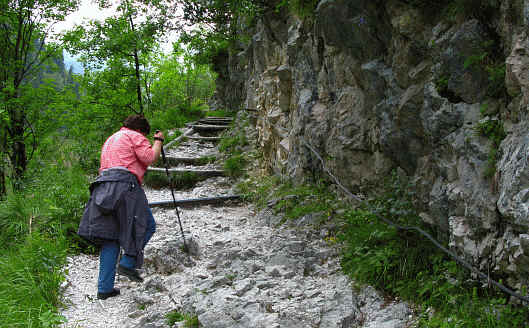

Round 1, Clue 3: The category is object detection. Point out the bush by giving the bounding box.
[224,154,247,177]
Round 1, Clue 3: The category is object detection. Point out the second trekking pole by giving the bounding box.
[159,142,188,253]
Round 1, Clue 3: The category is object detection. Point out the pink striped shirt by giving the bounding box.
[99,127,155,184]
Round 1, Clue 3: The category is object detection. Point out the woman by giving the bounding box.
[78,114,164,300]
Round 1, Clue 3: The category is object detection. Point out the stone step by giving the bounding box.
[186,123,229,132]
[147,167,224,177]
[151,155,216,167]
[186,136,221,142]
[198,119,232,125]
[149,195,241,208]
[144,168,225,189]
[199,116,233,121]
[164,128,194,150]
[201,116,233,120]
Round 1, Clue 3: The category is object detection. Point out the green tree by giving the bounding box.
[0,0,80,192]
[178,0,268,64]
[64,0,174,114]
[150,46,216,113]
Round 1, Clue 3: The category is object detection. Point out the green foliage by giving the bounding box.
[63,0,176,114]
[144,171,172,189]
[171,171,201,190]
[235,175,281,207]
[276,0,320,18]
[149,51,216,116]
[0,195,31,248]
[0,233,69,327]
[475,120,506,148]
[480,103,489,116]
[148,106,200,133]
[219,128,249,177]
[224,154,247,177]
[463,40,506,98]
[431,0,499,23]
[485,63,506,98]
[206,109,236,117]
[435,75,449,94]
[196,155,217,165]
[180,29,231,66]
[0,138,100,327]
[219,134,247,154]
[272,180,338,221]
[337,171,529,327]
[166,310,185,325]
[166,310,199,327]
[237,174,340,223]
[0,0,80,188]
[144,171,201,190]
[474,119,506,178]
[179,0,265,66]
[240,170,529,326]
[369,171,420,226]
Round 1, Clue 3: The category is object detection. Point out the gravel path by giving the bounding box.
[59,126,416,328]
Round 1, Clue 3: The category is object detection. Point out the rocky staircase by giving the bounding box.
[146,117,232,189]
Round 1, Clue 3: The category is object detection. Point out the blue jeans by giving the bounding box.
[98,207,156,293]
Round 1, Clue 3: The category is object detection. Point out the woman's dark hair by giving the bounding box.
[123,114,150,135]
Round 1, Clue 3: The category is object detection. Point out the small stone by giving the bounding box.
[234,278,255,296]
[206,261,217,270]
[249,263,263,273]
[128,310,143,319]
[265,266,282,277]
[257,280,278,290]
[133,294,155,306]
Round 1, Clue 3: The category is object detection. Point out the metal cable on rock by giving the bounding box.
[301,138,529,304]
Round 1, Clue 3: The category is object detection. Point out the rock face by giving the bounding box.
[213,0,529,289]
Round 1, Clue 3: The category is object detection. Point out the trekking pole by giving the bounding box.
[158,135,188,253]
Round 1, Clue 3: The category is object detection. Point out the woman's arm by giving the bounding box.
[152,130,165,163]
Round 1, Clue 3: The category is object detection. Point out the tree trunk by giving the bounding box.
[9,106,26,189]
[6,85,27,189]
[128,14,143,114]
[0,161,5,198]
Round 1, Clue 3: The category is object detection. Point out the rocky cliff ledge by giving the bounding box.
[212,0,529,291]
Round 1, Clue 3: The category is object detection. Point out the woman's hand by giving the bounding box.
[154,130,165,142]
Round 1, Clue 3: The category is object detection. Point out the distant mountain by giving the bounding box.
[63,50,83,74]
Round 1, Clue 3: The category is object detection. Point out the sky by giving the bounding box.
[53,0,116,33]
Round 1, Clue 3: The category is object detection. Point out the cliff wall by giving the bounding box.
[214,0,529,290]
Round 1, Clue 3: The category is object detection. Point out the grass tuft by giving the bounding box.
[144,171,202,190]
[166,310,199,327]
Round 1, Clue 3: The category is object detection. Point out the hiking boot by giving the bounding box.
[97,288,120,300]
[118,265,144,282]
